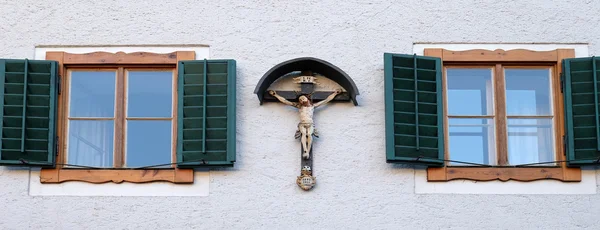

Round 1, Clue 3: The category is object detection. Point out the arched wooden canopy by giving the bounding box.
[254,57,359,105]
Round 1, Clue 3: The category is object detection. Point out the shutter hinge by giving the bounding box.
[57,75,62,95]
[560,73,564,93]
[563,135,567,156]
[56,136,59,156]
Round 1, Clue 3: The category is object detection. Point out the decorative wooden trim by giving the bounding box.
[556,49,576,180]
[40,169,194,184]
[425,49,559,62]
[67,64,176,69]
[173,51,195,177]
[423,48,581,182]
[427,167,581,182]
[40,51,196,184]
[49,51,182,65]
[40,52,65,183]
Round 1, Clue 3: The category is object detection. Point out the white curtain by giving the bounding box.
[507,119,553,165]
[67,72,115,168]
[505,70,554,165]
[68,120,113,168]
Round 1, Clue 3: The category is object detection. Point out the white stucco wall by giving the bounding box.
[2,0,600,229]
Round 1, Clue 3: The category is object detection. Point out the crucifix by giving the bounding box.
[268,71,342,191]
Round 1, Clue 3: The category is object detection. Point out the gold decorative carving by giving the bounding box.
[296,166,316,190]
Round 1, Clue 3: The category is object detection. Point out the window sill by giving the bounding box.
[39,168,194,184]
[427,167,581,182]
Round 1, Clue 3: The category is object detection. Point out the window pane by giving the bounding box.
[127,71,173,117]
[507,118,554,165]
[448,118,496,165]
[67,120,114,167]
[126,120,172,167]
[70,71,116,117]
[505,69,552,115]
[446,68,494,115]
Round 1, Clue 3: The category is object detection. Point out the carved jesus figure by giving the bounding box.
[269,89,342,159]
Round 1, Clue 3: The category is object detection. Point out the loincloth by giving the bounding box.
[295,123,319,138]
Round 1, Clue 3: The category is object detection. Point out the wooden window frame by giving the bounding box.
[40,51,195,184]
[425,48,582,182]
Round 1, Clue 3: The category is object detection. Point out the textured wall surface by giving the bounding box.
[1,0,600,229]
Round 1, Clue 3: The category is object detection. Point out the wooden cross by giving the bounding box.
[296,72,317,190]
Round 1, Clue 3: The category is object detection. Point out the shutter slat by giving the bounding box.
[393,88,436,94]
[177,59,236,168]
[0,59,57,167]
[395,111,437,116]
[385,53,444,166]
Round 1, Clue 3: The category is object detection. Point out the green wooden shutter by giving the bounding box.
[563,57,600,166]
[0,59,58,167]
[177,59,236,168]
[384,53,444,166]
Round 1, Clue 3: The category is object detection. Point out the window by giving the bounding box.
[446,66,555,166]
[385,49,582,182]
[0,51,238,184]
[66,68,175,168]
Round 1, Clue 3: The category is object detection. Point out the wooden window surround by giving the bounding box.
[424,48,582,182]
[40,51,195,184]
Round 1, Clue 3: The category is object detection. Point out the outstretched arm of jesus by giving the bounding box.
[314,89,342,108]
[269,90,298,107]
